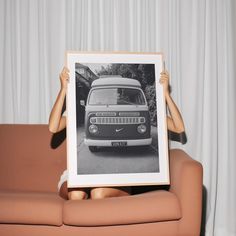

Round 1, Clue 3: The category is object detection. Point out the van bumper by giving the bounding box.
[84,138,152,147]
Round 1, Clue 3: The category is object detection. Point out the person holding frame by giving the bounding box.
[49,66,185,200]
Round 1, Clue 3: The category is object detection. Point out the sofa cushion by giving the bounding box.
[0,125,66,193]
[0,191,64,226]
[63,190,181,226]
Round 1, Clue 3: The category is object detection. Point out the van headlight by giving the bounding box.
[137,125,146,133]
[89,125,98,134]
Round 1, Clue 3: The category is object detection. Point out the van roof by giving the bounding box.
[91,77,141,88]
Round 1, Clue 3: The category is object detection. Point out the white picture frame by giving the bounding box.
[66,51,169,188]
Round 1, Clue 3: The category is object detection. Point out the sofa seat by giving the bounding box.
[63,190,181,226]
[0,190,64,226]
[0,125,203,236]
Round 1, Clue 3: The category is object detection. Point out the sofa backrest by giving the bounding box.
[0,124,66,192]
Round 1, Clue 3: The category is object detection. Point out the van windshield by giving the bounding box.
[88,88,146,105]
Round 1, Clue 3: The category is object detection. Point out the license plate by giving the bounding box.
[111,141,127,147]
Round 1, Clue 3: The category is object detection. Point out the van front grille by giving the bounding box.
[90,117,145,124]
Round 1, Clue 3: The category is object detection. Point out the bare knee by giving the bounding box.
[90,187,130,199]
[68,190,88,200]
[90,188,108,199]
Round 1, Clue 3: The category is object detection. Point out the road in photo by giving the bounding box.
[77,126,159,175]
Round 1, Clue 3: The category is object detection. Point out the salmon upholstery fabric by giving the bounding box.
[0,125,203,236]
[0,125,66,192]
[169,149,203,235]
[0,222,180,236]
[0,190,64,226]
[63,190,181,226]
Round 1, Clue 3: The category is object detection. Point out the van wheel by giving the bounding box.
[89,146,98,152]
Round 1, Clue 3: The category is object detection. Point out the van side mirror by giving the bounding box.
[80,100,85,106]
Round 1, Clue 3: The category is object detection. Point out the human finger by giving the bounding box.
[161,70,169,76]
[159,78,167,84]
[62,66,69,73]
[61,68,69,78]
[160,74,169,81]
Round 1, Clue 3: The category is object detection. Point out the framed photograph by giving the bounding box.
[66,52,169,188]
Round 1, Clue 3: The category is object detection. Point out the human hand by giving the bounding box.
[60,67,70,90]
[159,70,170,97]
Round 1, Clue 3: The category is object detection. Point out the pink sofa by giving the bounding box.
[0,124,203,236]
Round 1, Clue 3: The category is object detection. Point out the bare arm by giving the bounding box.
[159,71,185,133]
[48,67,69,133]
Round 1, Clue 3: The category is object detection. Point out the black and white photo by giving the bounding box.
[67,52,169,187]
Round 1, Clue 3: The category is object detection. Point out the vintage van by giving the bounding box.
[84,76,152,152]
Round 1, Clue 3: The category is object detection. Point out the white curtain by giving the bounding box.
[158,1,236,235]
[0,0,235,235]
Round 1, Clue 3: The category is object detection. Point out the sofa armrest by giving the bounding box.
[169,149,203,236]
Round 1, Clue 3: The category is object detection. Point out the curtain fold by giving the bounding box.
[0,0,235,235]
[159,1,236,235]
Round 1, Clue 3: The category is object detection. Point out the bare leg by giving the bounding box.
[59,181,88,200]
[68,189,88,200]
[90,187,131,200]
